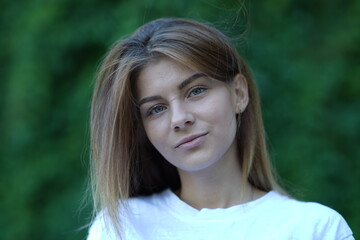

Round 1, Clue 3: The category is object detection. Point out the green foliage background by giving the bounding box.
[1,0,359,239]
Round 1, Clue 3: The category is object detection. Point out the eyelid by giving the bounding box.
[187,85,208,97]
[145,104,167,117]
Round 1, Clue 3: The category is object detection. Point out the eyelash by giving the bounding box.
[188,86,207,97]
[147,105,167,117]
[145,86,208,117]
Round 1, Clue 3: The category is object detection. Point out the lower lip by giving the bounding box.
[177,134,208,150]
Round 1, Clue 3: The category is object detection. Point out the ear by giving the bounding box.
[231,73,249,114]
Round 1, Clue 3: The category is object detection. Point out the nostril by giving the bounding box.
[184,120,193,126]
[171,111,195,130]
[173,122,187,131]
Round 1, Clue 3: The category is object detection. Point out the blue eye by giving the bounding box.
[189,87,206,97]
[148,105,166,116]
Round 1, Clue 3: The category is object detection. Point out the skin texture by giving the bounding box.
[137,57,257,209]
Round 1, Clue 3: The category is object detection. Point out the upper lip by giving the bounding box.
[175,132,208,148]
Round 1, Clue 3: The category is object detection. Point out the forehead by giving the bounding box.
[136,58,195,97]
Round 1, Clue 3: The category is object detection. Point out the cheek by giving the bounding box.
[143,123,157,143]
[200,95,237,125]
[143,119,168,148]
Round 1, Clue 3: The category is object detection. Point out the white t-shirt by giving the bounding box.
[88,189,354,240]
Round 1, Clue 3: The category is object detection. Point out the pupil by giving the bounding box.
[155,106,162,112]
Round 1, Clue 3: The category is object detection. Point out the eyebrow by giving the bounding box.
[138,72,207,107]
[177,72,207,90]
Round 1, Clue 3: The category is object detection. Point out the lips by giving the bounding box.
[175,132,208,149]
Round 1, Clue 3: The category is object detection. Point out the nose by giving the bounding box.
[170,104,195,131]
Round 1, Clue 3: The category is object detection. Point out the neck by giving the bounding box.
[176,144,259,210]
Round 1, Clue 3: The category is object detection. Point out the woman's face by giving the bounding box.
[136,57,248,172]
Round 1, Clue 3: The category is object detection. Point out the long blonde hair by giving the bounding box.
[90,18,282,237]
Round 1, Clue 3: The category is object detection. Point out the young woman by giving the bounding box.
[87,18,354,239]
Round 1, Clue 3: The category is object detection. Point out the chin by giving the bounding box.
[172,155,220,173]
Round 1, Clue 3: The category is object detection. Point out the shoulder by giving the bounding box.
[270,191,343,220]
[87,190,170,240]
[263,191,354,239]
[87,211,117,240]
[126,189,170,213]
[269,192,333,213]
